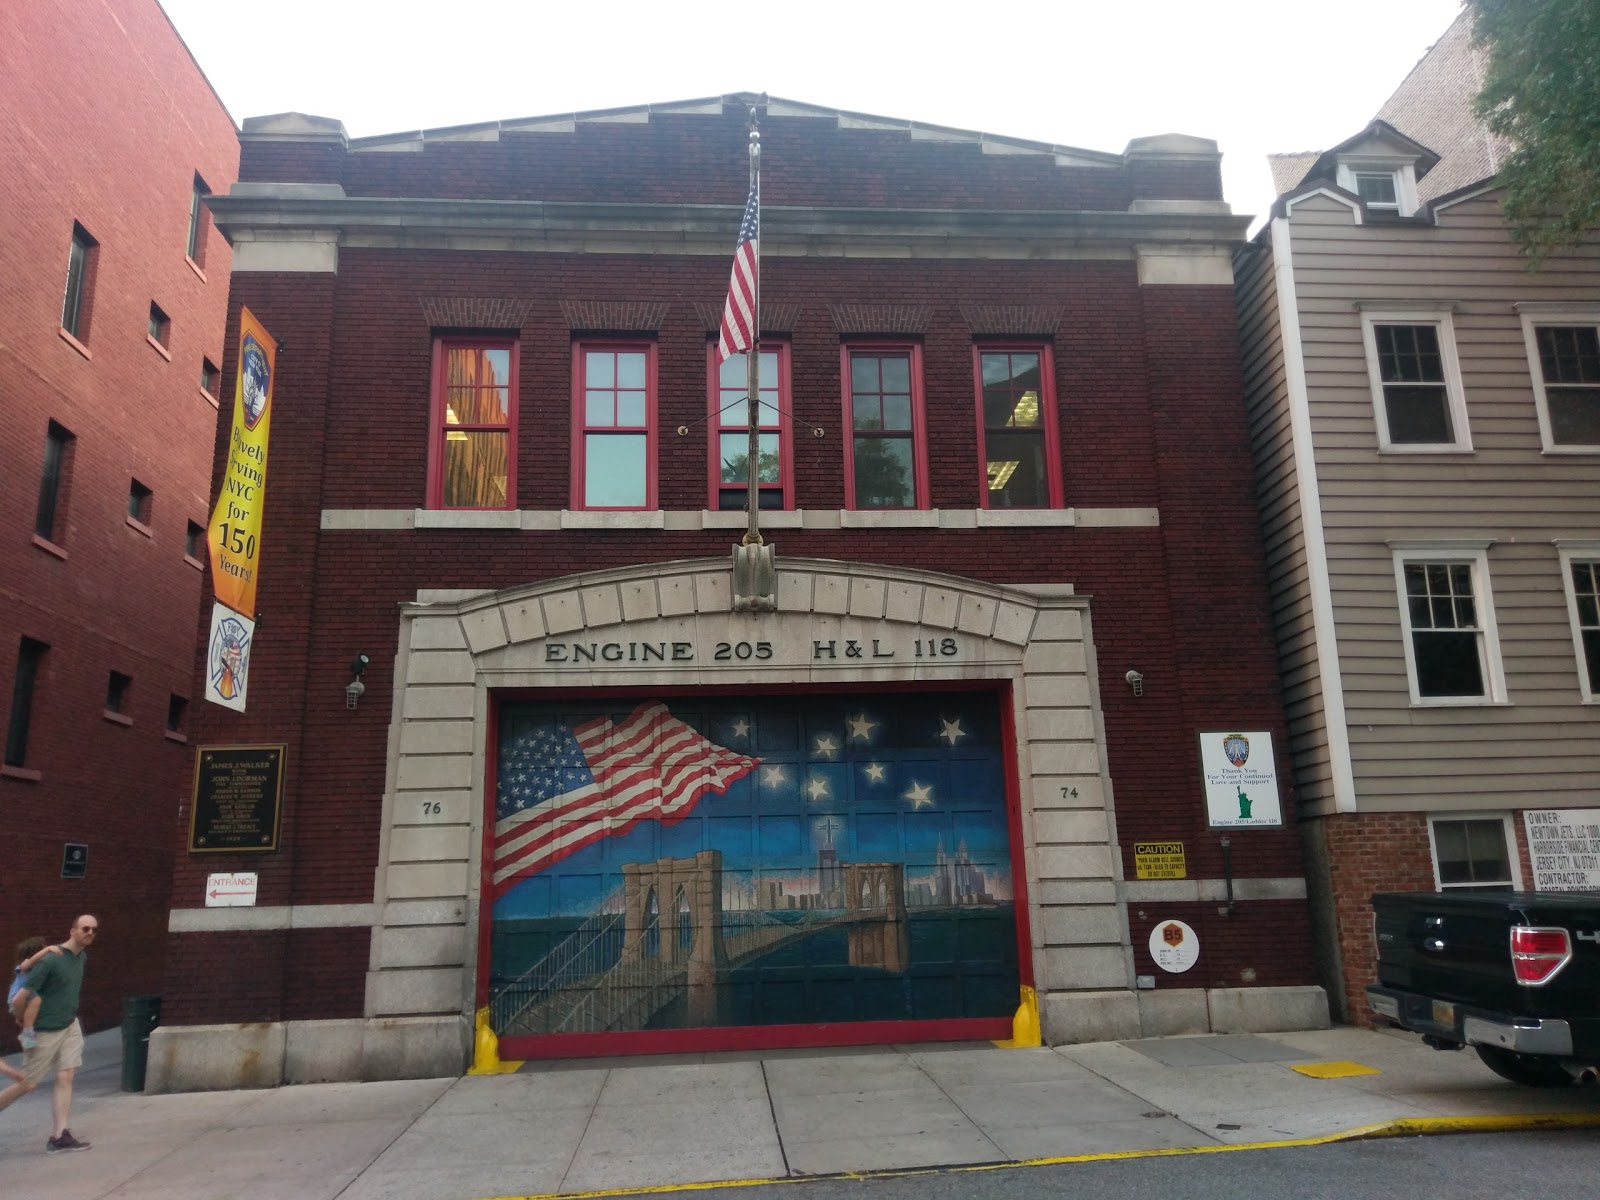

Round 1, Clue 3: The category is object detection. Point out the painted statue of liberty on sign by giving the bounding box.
[487,693,1019,1040]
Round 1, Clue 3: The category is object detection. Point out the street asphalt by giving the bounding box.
[2,1024,1597,1199]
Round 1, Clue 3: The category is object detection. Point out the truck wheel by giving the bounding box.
[1474,1045,1575,1088]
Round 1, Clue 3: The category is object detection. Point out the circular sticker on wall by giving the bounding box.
[1148,919,1200,973]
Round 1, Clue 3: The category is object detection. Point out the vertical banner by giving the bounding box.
[204,307,276,712]
[207,307,276,619]
[203,602,255,712]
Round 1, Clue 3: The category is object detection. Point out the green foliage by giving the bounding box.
[1470,0,1600,262]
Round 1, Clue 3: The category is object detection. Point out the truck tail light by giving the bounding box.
[1510,926,1572,986]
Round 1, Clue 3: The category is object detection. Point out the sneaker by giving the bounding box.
[46,1130,90,1153]
[19,1027,37,1050]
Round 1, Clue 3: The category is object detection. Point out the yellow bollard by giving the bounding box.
[466,1006,524,1075]
[994,985,1042,1049]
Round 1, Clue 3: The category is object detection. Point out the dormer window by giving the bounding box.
[1336,158,1420,217]
[1353,171,1400,212]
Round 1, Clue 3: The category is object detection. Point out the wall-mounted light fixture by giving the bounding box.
[1124,668,1144,698]
[346,654,370,710]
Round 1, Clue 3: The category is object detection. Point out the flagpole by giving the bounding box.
[744,108,762,547]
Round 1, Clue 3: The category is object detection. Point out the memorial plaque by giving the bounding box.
[189,744,286,853]
[61,843,88,880]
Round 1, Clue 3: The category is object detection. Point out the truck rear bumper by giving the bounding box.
[1367,985,1574,1056]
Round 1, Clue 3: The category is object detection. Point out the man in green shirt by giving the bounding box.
[1,914,97,1153]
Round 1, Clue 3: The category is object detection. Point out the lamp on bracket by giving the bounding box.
[346,654,370,710]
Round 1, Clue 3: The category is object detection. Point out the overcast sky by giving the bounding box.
[159,0,1466,222]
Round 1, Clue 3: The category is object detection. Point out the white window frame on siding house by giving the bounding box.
[1517,304,1600,454]
[1557,541,1600,703]
[1335,158,1420,217]
[1359,308,1472,453]
[1390,541,1507,706]
[1426,812,1522,891]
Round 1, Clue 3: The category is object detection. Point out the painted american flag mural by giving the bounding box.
[492,702,759,897]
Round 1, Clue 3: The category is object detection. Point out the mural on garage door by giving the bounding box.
[487,692,1019,1038]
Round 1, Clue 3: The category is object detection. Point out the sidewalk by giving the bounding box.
[3,1025,1597,1199]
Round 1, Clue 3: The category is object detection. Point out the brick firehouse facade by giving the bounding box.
[151,95,1326,1089]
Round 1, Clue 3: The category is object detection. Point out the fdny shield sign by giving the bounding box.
[1198,730,1283,828]
[1223,734,1250,768]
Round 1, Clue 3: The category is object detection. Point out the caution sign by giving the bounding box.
[1135,841,1186,880]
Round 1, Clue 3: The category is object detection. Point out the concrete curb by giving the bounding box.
[492,1111,1600,1200]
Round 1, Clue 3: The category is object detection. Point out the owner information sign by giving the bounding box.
[1524,809,1600,891]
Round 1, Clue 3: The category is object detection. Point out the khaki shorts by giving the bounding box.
[22,1019,83,1087]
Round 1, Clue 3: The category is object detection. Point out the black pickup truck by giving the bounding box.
[1367,891,1600,1087]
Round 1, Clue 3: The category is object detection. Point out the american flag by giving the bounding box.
[717,175,760,361]
[492,702,759,897]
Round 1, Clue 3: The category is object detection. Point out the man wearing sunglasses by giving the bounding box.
[0,915,98,1152]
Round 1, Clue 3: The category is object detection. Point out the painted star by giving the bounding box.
[806,775,831,802]
[762,765,787,788]
[813,733,840,759]
[904,781,935,810]
[863,762,887,784]
[730,717,751,740]
[846,712,878,742]
[938,717,968,747]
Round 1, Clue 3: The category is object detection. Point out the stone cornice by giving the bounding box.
[209,192,1250,259]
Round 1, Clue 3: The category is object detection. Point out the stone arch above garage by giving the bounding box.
[370,557,1128,1047]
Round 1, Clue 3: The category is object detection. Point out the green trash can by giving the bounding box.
[120,995,160,1092]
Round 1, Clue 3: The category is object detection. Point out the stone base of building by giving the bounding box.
[144,986,1328,1091]
[1042,985,1329,1044]
[145,1016,469,1093]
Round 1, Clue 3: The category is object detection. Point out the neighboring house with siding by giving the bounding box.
[1235,11,1600,1023]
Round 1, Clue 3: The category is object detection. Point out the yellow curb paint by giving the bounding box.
[478,1110,1600,1200]
[1292,1061,1381,1079]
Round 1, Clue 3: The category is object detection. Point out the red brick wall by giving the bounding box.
[0,0,238,1039]
[239,103,1223,212]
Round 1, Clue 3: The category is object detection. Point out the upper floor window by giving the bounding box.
[1392,546,1505,705]
[148,303,171,352]
[1353,172,1399,211]
[166,693,189,736]
[1335,159,1418,217]
[34,421,74,546]
[709,344,791,511]
[5,638,48,769]
[1560,550,1600,702]
[128,479,153,528]
[975,346,1062,508]
[1519,309,1600,452]
[105,671,132,716]
[428,339,516,509]
[187,174,211,265]
[575,342,655,510]
[200,357,219,400]
[1360,312,1470,452]
[61,223,97,342]
[842,344,928,510]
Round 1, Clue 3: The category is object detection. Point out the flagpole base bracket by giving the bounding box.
[732,542,777,612]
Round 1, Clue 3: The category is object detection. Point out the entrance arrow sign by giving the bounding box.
[204,871,258,908]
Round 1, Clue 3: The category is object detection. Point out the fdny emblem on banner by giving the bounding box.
[241,334,271,430]
[1222,733,1250,768]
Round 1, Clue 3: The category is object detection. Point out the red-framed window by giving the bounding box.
[573,342,656,510]
[707,342,793,511]
[428,338,517,509]
[841,343,929,510]
[973,344,1063,508]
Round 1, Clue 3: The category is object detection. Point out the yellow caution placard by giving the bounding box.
[1134,841,1186,880]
